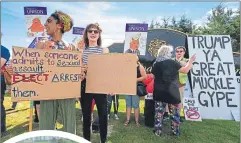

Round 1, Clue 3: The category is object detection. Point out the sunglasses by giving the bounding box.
[87,30,99,34]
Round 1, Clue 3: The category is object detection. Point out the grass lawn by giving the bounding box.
[1,94,240,143]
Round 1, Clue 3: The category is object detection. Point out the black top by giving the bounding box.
[137,65,141,78]
[152,59,182,104]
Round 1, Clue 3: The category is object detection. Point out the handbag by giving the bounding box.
[137,82,148,97]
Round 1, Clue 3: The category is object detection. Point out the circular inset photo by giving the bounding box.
[3,130,90,143]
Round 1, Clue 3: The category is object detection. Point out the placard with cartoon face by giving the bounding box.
[124,23,148,55]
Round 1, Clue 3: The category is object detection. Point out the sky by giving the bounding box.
[1,1,239,56]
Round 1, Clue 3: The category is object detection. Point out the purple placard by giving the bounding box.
[24,7,47,15]
[28,37,51,48]
[72,27,85,35]
[125,23,148,32]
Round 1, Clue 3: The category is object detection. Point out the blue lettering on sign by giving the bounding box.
[52,73,81,82]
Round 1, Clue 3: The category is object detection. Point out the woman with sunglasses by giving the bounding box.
[36,11,76,134]
[80,23,109,143]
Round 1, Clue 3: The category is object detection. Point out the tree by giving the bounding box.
[193,4,240,52]
[149,19,155,30]
[170,16,178,30]
[177,14,193,33]
[162,17,171,28]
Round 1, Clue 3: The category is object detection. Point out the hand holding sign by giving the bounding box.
[80,72,86,81]
[82,64,88,72]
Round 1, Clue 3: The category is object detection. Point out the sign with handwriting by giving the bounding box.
[11,46,82,101]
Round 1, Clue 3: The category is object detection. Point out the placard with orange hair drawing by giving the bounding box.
[24,6,47,37]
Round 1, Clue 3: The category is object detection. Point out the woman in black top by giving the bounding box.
[152,45,195,136]
[124,56,146,127]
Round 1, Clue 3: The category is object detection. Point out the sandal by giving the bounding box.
[135,121,140,127]
[124,120,130,126]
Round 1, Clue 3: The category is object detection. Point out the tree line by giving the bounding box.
[146,4,240,52]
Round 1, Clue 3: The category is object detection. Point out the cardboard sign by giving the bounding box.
[11,46,82,101]
[183,98,202,121]
[188,35,239,120]
[86,53,137,95]
[124,23,148,55]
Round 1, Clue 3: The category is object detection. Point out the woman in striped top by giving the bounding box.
[80,23,109,143]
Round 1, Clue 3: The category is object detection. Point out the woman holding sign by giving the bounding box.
[152,45,196,136]
[36,11,76,134]
[80,23,109,143]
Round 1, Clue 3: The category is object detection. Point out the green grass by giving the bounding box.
[2,94,240,143]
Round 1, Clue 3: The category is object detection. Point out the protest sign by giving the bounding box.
[124,23,148,55]
[188,35,239,120]
[72,27,85,50]
[24,7,47,37]
[86,53,137,95]
[183,98,202,121]
[11,46,82,101]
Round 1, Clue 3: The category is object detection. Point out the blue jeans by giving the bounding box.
[1,80,6,133]
[125,95,140,109]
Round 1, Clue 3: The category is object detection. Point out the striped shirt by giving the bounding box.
[82,46,104,64]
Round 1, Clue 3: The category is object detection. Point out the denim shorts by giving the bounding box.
[125,95,140,109]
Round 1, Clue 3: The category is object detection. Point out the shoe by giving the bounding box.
[124,120,130,127]
[114,114,119,120]
[153,130,161,136]
[135,121,140,127]
[172,131,180,136]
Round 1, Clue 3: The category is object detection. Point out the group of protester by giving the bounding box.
[1,10,196,143]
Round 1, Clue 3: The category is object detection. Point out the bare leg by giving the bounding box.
[134,108,140,127]
[36,104,40,119]
[125,107,131,126]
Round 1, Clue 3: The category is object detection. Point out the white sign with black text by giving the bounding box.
[188,35,240,120]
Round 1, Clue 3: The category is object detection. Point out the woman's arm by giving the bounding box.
[1,58,7,68]
[137,65,147,82]
[179,54,196,74]
[103,47,109,53]
[36,40,45,49]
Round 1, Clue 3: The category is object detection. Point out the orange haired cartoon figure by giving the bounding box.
[28,17,45,33]
[125,33,141,55]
